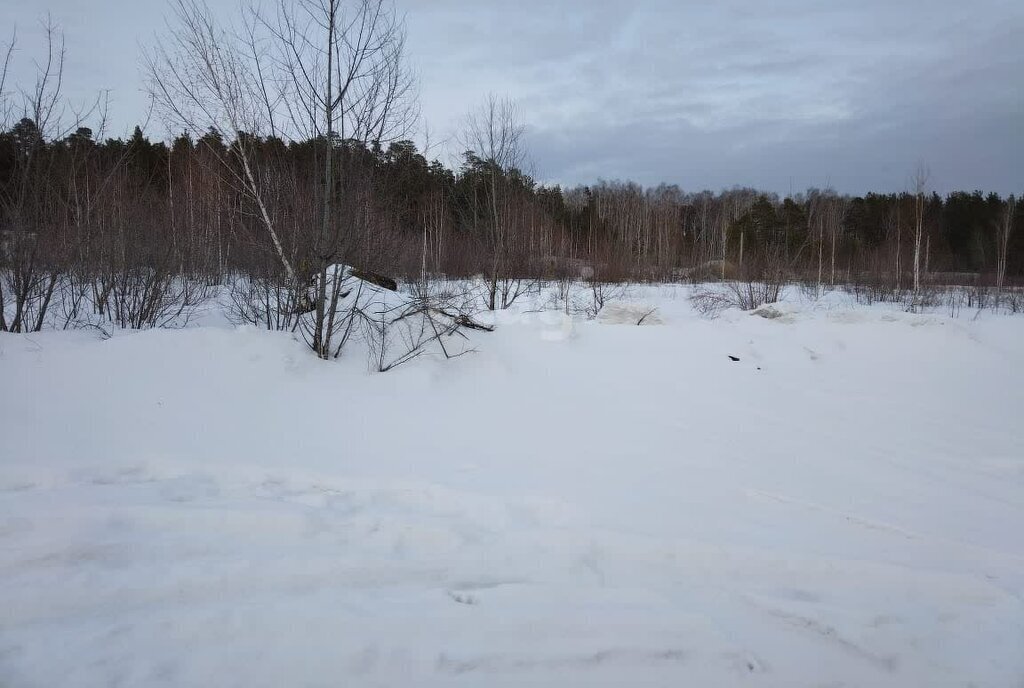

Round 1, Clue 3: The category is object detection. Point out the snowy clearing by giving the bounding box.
[1,285,1022,687]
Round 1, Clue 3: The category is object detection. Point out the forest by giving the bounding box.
[1,3,1020,350]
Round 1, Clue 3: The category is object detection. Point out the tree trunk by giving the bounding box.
[314,0,338,359]
[817,219,823,291]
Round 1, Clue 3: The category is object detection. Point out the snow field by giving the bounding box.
[1,285,1022,686]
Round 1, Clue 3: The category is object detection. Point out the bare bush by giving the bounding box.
[227,272,302,331]
[104,270,212,329]
[851,276,903,306]
[690,280,784,317]
[353,277,489,372]
[565,280,631,319]
[0,228,63,332]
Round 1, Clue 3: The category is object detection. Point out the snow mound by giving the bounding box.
[749,303,799,322]
[751,304,783,319]
[538,310,575,341]
[597,302,663,325]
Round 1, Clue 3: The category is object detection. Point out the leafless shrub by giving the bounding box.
[226,272,302,331]
[355,279,489,372]
[568,280,631,319]
[851,277,903,306]
[497,276,535,310]
[1003,288,1024,313]
[100,270,212,329]
[0,229,63,332]
[547,272,575,314]
[55,272,90,329]
[690,280,784,317]
[689,285,735,317]
[902,282,942,313]
[798,279,825,301]
[940,284,1016,317]
[734,279,784,310]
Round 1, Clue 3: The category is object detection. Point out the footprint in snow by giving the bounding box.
[447,590,479,605]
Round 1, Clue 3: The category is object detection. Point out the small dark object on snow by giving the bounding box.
[728,355,740,362]
[350,268,398,291]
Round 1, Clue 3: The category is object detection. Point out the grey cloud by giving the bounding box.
[407,0,1022,194]
[4,0,1021,194]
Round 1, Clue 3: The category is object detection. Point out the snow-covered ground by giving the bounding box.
[2,285,1022,687]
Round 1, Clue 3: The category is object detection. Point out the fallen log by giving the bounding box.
[349,268,398,292]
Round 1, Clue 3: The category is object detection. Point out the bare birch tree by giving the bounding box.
[147,0,416,358]
[460,94,526,310]
[1,18,100,332]
[996,195,1017,305]
[911,163,930,295]
[267,0,417,357]
[145,0,297,284]
[824,194,848,287]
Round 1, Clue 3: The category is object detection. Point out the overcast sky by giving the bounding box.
[5,0,1023,195]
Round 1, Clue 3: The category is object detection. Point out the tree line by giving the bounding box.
[1,2,1020,351]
